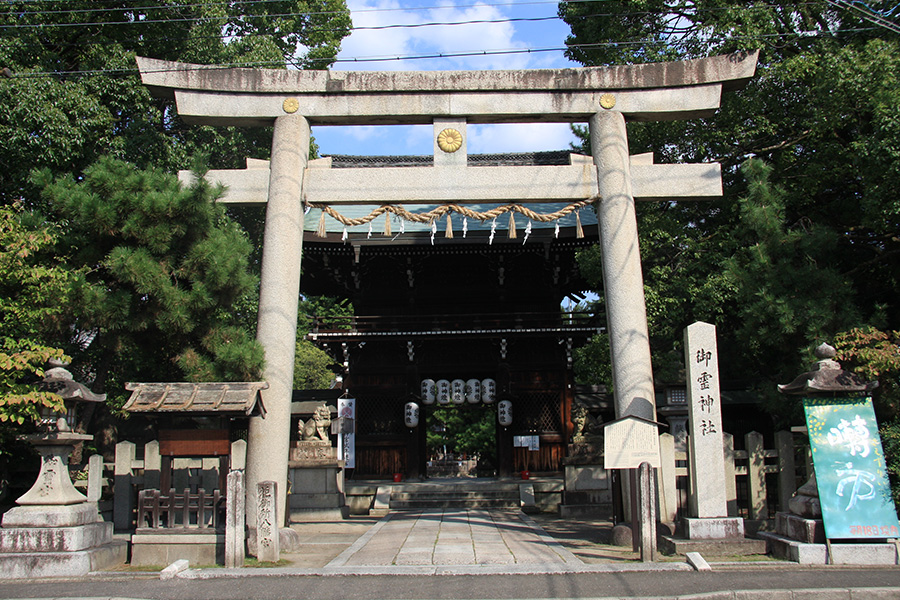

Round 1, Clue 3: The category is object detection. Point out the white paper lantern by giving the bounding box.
[420,379,436,404]
[437,379,451,404]
[481,378,497,404]
[465,379,481,404]
[451,379,466,404]
[404,402,420,428]
[498,400,512,426]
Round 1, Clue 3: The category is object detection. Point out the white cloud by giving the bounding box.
[467,123,579,153]
[337,0,550,71]
[317,0,580,154]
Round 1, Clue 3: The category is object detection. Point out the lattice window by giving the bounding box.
[356,395,406,436]
[512,391,562,434]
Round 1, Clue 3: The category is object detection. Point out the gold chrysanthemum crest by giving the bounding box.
[599,93,616,109]
[283,98,300,114]
[437,128,463,153]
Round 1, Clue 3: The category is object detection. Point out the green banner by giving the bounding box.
[803,396,900,539]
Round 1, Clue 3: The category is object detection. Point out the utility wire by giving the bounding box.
[825,0,900,33]
[5,27,878,78]
[0,1,835,28]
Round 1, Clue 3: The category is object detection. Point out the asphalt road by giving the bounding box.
[1,567,899,600]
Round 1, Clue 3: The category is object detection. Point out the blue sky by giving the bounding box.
[310,0,583,156]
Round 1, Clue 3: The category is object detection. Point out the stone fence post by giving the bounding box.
[113,441,136,531]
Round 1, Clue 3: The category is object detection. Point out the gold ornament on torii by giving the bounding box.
[437,128,463,153]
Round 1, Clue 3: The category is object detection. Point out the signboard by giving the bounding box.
[803,396,900,539]
[603,416,660,470]
[337,397,356,469]
[514,435,540,451]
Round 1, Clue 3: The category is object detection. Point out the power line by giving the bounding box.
[5,27,877,78]
[825,0,900,33]
[0,0,834,29]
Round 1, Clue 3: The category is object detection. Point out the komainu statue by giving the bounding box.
[571,398,603,443]
[299,404,332,442]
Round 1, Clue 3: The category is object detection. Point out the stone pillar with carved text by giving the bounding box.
[246,113,309,528]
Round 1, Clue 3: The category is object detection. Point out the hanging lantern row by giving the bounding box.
[421,378,497,405]
[307,197,598,245]
[404,400,511,428]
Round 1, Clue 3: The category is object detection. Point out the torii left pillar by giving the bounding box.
[245,114,309,531]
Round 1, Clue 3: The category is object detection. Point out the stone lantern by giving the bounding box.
[760,342,890,564]
[776,343,877,519]
[0,362,126,578]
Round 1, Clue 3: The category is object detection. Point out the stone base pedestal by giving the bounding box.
[759,531,900,565]
[0,504,126,578]
[774,512,825,544]
[287,458,347,522]
[659,535,766,556]
[131,530,224,567]
[757,510,898,565]
[558,451,613,519]
[683,516,745,540]
[659,517,764,556]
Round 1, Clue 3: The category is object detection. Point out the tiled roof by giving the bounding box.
[123,382,268,416]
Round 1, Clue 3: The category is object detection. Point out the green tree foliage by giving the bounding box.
[0,204,69,425]
[834,327,900,502]
[427,405,496,471]
[293,296,352,389]
[32,157,265,393]
[0,0,351,203]
[561,1,900,404]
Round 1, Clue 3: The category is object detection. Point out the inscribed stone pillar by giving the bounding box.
[256,481,279,562]
[589,110,656,421]
[684,321,727,518]
[246,114,310,528]
[226,470,245,568]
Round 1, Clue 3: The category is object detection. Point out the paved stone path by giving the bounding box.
[327,509,583,568]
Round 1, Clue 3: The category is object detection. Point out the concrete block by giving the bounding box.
[131,533,223,567]
[684,516,744,539]
[1,503,102,528]
[734,591,792,600]
[775,512,825,543]
[685,551,710,571]
[0,540,127,579]
[850,588,900,599]
[160,558,189,580]
[792,591,850,600]
[564,465,609,491]
[0,521,113,552]
[830,543,898,565]
[374,486,391,511]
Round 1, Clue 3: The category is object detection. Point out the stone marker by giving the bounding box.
[87,454,103,503]
[226,470,245,568]
[256,481,279,562]
[637,462,657,562]
[683,321,744,539]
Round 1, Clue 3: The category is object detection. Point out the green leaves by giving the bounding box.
[37,157,264,383]
[0,205,70,425]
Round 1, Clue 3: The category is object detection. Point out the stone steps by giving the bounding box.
[389,486,520,510]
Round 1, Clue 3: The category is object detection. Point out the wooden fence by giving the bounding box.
[113,439,246,531]
[658,430,805,527]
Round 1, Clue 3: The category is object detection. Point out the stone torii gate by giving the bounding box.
[137,51,758,527]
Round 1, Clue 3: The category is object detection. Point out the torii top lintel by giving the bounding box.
[136,51,758,127]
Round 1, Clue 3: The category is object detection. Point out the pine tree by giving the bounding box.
[31,157,265,398]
